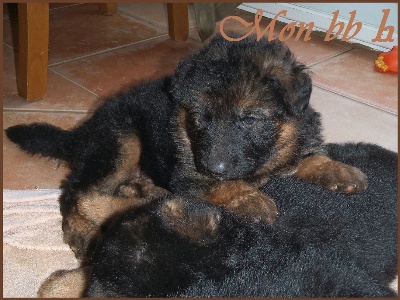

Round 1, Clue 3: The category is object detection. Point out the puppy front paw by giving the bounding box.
[295,156,368,194]
[225,191,278,224]
[204,180,278,224]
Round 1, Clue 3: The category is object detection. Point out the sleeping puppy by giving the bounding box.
[6,33,367,260]
[36,143,396,298]
[83,143,396,297]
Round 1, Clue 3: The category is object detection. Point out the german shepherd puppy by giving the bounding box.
[5,33,368,259]
[37,144,396,298]
[85,144,396,298]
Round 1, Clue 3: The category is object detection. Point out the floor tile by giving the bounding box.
[310,87,397,152]
[118,3,197,29]
[3,111,89,189]
[51,36,202,97]
[2,3,398,194]
[3,3,167,65]
[311,49,398,114]
[3,46,102,111]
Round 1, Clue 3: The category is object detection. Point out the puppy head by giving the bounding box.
[172,33,310,179]
[172,33,312,118]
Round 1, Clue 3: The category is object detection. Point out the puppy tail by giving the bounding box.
[5,123,73,161]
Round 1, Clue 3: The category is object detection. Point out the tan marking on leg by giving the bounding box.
[37,267,90,298]
[62,210,100,260]
[63,131,168,259]
[65,179,168,260]
[97,133,143,194]
[294,155,368,193]
[204,180,278,224]
[78,183,168,226]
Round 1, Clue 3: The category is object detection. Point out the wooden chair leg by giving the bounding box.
[167,3,189,41]
[17,3,49,100]
[98,3,118,15]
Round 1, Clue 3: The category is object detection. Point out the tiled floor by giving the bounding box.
[3,3,398,190]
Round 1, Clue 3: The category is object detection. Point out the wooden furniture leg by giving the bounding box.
[167,3,189,41]
[193,3,241,41]
[17,3,49,100]
[16,3,187,100]
[98,3,118,15]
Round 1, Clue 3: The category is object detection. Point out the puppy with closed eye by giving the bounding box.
[5,33,368,259]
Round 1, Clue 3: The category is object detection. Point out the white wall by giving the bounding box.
[239,2,398,51]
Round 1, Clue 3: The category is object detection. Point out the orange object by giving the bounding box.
[375,46,398,73]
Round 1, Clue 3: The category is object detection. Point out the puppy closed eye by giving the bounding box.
[241,116,256,126]
[239,115,261,128]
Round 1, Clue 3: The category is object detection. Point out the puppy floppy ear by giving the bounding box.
[170,59,195,103]
[281,66,312,117]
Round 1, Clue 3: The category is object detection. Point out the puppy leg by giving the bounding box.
[64,193,151,260]
[204,180,278,224]
[158,197,221,245]
[37,267,90,298]
[62,210,101,260]
[60,133,151,259]
[64,182,168,260]
[79,184,169,226]
[61,131,166,260]
[64,195,149,260]
[294,155,368,193]
[115,177,169,201]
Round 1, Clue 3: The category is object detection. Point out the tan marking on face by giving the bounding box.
[177,108,191,146]
[159,197,220,243]
[252,120,299,182]
[160,197,186,221]
[273,120,300,162]
[175,108,200,173]
[236,96,260,111]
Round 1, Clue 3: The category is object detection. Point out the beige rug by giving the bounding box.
[3,189,79,298]
[3,189,398,297]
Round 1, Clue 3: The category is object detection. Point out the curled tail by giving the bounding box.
[5,123,74,161]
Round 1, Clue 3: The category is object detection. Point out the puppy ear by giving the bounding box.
[170,59,194,102]
[282,66,312,117]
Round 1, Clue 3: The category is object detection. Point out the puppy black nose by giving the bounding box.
[208,162,227,177]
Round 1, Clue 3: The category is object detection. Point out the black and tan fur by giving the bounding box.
[38,143,396,298]
[5,33,367,260]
